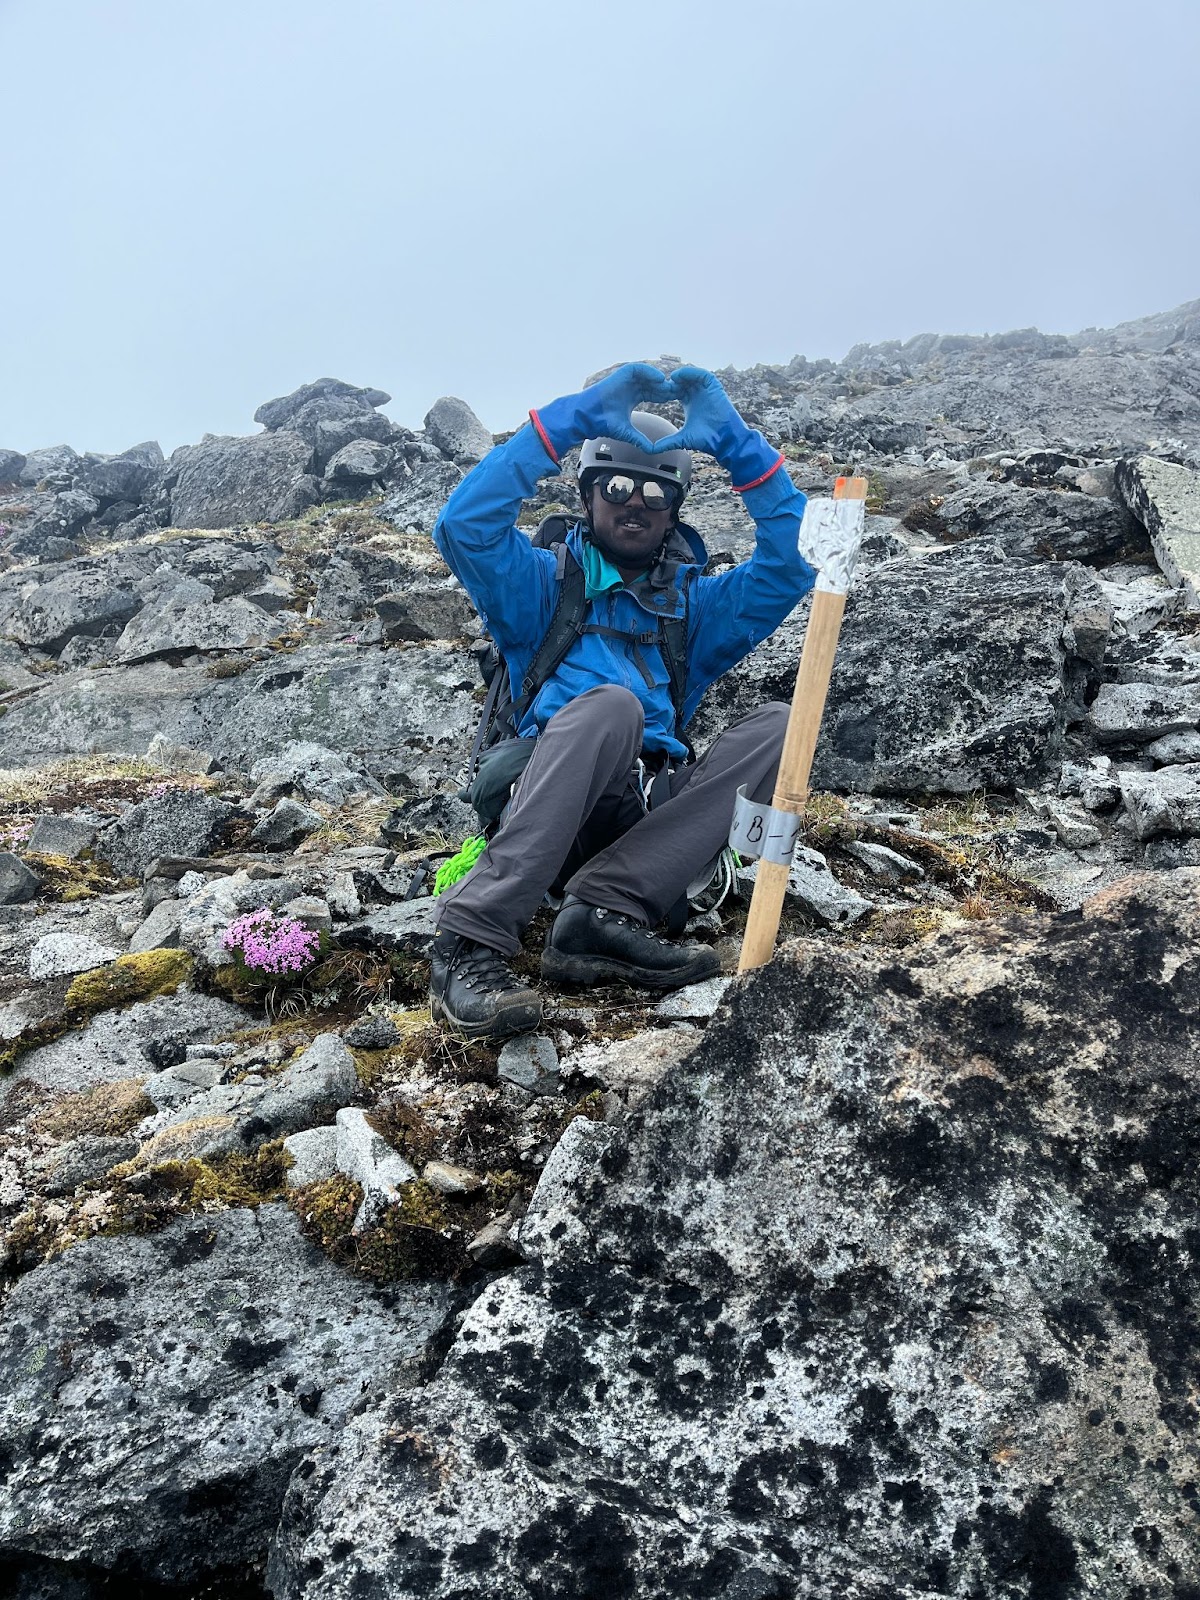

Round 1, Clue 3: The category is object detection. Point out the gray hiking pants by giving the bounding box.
[436,685,788,957]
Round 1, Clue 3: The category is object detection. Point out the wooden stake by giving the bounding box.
[738,476,866,972]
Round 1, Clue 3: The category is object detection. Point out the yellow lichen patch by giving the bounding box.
[854,907,953,949]
[64,948,193,1012]
[2,1141,291,1274]
[23,852,126,903]
[1,949,195,1077]
[31,1078,154,1141]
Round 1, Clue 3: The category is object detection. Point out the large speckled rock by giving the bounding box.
[95,788,232,878]
[0,1205,455,1593]
[0,645,478,778]
[164,430,315,528]
[270,871,1200,1599]
[695,542,1091,794]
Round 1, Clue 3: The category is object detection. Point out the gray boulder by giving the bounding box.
[0,448,26,482]
[310,546,415,621]
[696,543,1086,794]
[0,566,139,654]
[324,439,393,483]
[96,789,232,878]
[338,900,437,957]
[0,851,40,904]
[76,441,164,506]
[27,814,97,857]
[141,1032,359,1159]
[934,479,1135,564]
[145,733,219,775]
[1088,680,1200,746]
[165,430,314,528]
[254,377,390,433]
[0,1206,453,1592]
[115,595,277,663]
[423,396,494,465]
[1118,763,1200,840]
[12,489,99,556]
[1115,455,1200,608]
[28,931,121,980]
[18,445,79,486]
[0,644,479,775]
[126,897,185,953]
[248,741,384,805]
[373,581,476,642]
[377,459,463,533]
[250,797,324,850]
[253,380,399,475]
[269,870,1200,1600]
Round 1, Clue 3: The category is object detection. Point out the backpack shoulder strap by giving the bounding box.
[517,543,586,704]
[658,571,694,761]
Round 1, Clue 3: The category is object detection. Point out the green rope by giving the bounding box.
[432,834,488,896]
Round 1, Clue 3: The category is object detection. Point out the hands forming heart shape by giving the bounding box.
[583,361,744,460]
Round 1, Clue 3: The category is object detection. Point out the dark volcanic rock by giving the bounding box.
[935,479,1137,565]
[0,1205,454,1592]
[165,430,315,528]
[269,870,1200,1600]
[96,788,233,877]
[0,645,478,778]
[695,543,1085,794]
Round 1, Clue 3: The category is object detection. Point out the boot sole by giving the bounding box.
[541,947,719,990]
[429,992,542,1041]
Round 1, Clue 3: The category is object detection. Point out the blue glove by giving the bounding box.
[530,362,674,461]
[653,365,783,490]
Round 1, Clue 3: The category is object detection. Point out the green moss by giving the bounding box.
[65,948,192,1011]
[485,1169,530,1211]
[290,1174,467,1282]
[559,1089,606,1133]
[3,1141,292,1275]
[1,949,194,1076]
[366,1099,439,1164]
[24,851,126,903]
[121,1141,290,1218]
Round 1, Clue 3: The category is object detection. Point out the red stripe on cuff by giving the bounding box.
[732,453,785,494]
[528,409,559,464]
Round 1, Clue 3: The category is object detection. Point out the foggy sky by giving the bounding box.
[2,0,1197,455]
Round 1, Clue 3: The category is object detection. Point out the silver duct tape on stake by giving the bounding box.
[737,476,868,972]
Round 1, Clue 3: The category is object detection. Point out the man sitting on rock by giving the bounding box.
[429,362,814,1039]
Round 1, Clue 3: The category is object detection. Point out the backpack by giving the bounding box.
[461,514,693,827]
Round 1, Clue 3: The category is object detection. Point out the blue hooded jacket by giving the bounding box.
[432,422,816,762]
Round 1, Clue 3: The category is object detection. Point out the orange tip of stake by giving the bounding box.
[834,476,868,500]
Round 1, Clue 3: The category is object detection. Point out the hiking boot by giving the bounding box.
[429,930,542,1041]
[541,895,720,990]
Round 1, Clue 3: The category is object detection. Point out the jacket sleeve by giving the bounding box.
[432,424,560,656]
[684,464,815,711]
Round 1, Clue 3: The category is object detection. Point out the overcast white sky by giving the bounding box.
[2,0,1197,455]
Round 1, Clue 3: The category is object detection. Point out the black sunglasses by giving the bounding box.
[595,470,681,513]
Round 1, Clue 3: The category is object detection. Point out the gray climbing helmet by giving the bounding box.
[578,410,692,504]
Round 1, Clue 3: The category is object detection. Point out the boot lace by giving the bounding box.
[451,941,528,994]
[594,907,673,947]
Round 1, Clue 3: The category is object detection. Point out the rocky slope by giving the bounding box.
[0,299,1199,1598]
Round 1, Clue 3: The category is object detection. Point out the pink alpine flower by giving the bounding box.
[222,907,320,977]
